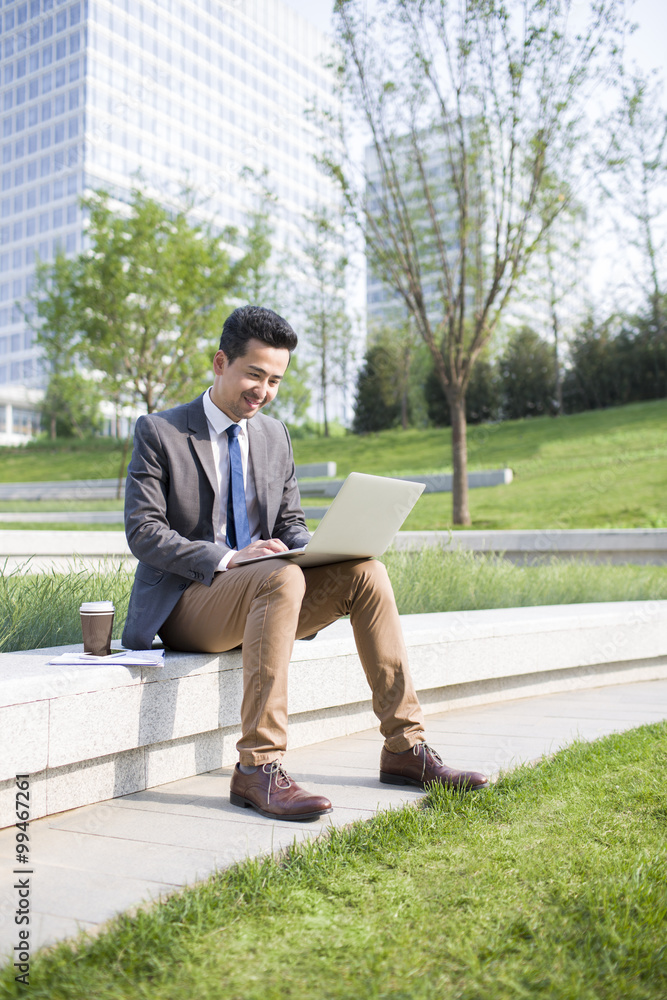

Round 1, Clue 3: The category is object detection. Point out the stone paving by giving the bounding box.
[1,677,666,960]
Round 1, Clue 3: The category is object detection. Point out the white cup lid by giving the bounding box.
[80,601,115,613]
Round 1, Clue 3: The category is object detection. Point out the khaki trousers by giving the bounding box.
[159,558,425,766]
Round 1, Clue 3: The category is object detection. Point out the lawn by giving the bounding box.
[2,722,665,999]
[3,553,666,653]
[1,399,665,530]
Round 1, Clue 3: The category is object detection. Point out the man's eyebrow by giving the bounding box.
[246,364,284,379]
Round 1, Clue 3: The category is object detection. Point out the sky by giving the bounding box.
[282,0,667,78]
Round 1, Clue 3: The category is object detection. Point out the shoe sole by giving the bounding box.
[230,791,333,821]
[379,772,489,792]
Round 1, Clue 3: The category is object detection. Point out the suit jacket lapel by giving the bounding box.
[187,395,220,530]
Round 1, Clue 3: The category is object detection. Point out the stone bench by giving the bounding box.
[1,601,666,829]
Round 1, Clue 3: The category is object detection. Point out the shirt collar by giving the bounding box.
[203,387,248,438]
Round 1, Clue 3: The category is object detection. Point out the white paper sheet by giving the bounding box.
[47,649,165,667]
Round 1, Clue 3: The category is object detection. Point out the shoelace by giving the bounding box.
[262,761,292,806]
[413,742,443,782]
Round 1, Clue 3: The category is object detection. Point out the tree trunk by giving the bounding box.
[449,393,471,526]
[50,414,56,441]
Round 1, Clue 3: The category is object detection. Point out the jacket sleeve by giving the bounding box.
[124,413,225,586]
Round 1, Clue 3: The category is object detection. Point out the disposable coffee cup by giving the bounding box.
[80,601,115,657]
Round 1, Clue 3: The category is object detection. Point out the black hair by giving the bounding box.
[218,305,298,363]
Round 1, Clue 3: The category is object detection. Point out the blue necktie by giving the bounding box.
[225,423,252,551]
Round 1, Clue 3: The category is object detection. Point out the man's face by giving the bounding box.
[210,337,290,422]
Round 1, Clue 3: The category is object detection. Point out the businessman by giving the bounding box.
[122,305,488,820]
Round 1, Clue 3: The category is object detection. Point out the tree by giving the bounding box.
[352,343,401,433]
[29,187,252,491]
[299,205,355,437]
[500,327,557,419]
[327,0,628,523]
[28,252,101,439]
[598,71,667,328]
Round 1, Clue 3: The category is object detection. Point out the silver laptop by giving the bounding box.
[235,471,425,568]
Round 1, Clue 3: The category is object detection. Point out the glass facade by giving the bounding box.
[0,0,337,388]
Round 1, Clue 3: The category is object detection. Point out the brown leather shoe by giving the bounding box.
[230,762,333,821]
[380,742,489,791]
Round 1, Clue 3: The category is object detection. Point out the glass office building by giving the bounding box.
[0,0,337,401]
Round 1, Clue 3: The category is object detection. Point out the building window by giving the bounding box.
[43,72,53,94]
[26,215,36,234]
[56,39,67,60]
[39,212,49,232]
[40,184,49,204]
[43,45,53,66]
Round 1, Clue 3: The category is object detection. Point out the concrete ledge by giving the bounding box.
[299,468,513,497]
[0,464,337,502]
[394,529,667,565]
[2,527,666,574]
[1,600,666,828]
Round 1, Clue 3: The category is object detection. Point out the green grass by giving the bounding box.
[381,548,667,613]
[1,399,665,529]
[2,553,666,653]
[2,722,665,999]
[0,436,127,483]
[0,564,133,653]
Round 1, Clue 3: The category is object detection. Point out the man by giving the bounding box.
[122,305,488,821]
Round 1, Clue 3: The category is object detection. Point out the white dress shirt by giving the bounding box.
[202,387,262,570]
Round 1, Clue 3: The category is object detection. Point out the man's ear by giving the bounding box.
[213,350,228,376]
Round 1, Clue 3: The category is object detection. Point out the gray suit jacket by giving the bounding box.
[121,393,310,650]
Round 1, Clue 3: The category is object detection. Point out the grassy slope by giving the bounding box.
[0,399,665,529]
[2,723,665,999]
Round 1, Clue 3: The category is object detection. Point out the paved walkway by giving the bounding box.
[1,678,666,960]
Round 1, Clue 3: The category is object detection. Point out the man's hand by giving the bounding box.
[228,538,289,568]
